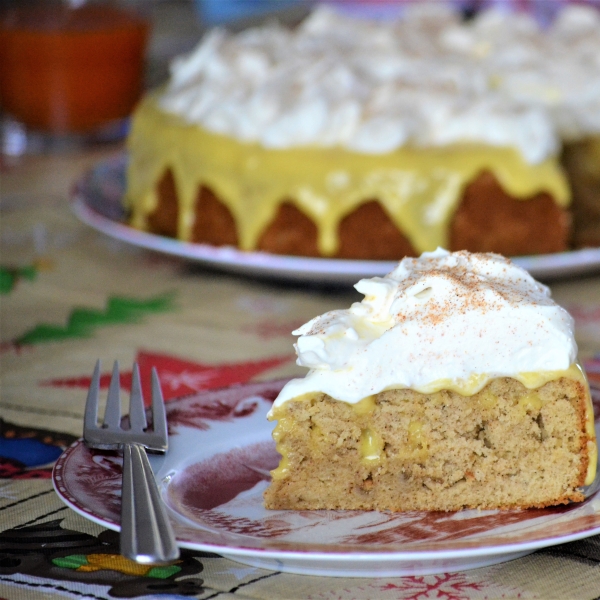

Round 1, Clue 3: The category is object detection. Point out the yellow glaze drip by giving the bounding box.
[125,95,570,255]
[270,453,290,482]
[352,395,377,416]
[477,389,498,410]
[574,364,598,486]
[360,428,384,463]
[269,408,295,481]
[353,396,384,463]
[518,392,543,415]
[398,364,586,396]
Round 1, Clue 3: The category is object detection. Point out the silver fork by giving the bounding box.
[84,360,179,564]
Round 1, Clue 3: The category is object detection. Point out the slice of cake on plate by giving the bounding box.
[264,249,597,511]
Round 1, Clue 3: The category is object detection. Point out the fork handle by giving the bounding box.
[120,442,179,563]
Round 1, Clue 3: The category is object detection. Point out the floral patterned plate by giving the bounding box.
[53,379,600,578]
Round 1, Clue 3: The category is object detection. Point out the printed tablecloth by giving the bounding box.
[2,146,600,600]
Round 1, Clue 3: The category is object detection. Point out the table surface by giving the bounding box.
[2,143,600,600]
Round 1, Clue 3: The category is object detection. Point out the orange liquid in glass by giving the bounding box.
[0,4,149,133]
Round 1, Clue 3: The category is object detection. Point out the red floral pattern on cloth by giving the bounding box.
[41,349,294,403]
[0,458,52,479]
[380,575,487,600]
[305,570,527,599]
[0,354,293,481]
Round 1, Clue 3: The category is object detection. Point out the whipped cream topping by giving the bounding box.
[272,249,577,408]
[440,5,600,142]
[156,3,600,164]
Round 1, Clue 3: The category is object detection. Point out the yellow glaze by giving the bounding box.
[477,389,498,410]
[125,95,570,256]
[574,364,598,486]
[270,408,295,481]
[351,395,377,416]
[518,391,543,415]
[360,428,385,462]
[398,364,587,396]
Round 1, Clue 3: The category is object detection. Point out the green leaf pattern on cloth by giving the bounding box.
[52,555,88,570]
[16,293,176,345]
[0,265,37,294]
[51,555,181,579]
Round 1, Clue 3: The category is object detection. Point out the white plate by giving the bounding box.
[53,379,600,578]
[71,154,600,284]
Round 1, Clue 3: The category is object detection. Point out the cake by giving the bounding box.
[124,4,600,260]
[264,249,597,511]
[441,5,600,251]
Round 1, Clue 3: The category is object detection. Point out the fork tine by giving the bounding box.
[150,367,167,445]
[129,363,147,432]
[83,360,101,433]
[103,360,122,429]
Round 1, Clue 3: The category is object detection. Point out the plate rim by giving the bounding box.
[70,154,600,283]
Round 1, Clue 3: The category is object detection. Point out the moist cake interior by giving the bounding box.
[265,376,592,511]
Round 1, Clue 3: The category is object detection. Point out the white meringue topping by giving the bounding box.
[272,249,577,408]
[162,5,600,163]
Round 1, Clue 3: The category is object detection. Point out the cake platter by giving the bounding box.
[54,378,600,578]
[71,154,600,284]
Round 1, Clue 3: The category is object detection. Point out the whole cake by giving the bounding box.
[264,249,597,511]
[125,4,600,259]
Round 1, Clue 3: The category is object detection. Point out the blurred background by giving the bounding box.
[1,0,599,157]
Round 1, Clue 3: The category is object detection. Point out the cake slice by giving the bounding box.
[264,249,597,511]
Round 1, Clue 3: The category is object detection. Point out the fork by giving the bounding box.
[84,360,179,564]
